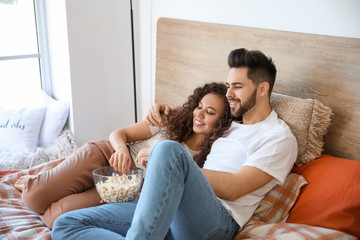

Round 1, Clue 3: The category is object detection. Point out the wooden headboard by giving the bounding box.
[155,18,360,161]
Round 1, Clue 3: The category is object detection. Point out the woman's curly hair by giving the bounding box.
[164,82,232,167]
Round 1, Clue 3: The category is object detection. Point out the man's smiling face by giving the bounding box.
[225,67,258,119]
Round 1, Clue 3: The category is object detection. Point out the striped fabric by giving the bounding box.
[235,221,357,240]
[0,162,357,239]
[252,173,308,223]
[0,158,64,240]
[233,174,357,240]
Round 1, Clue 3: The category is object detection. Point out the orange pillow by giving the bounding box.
[288,154,360,238]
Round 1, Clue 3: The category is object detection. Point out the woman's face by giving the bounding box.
[192,92,226,135]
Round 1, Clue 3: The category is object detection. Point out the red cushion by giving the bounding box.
[288,154,360,238]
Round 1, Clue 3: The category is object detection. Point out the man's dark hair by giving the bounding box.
[228,48,277,94]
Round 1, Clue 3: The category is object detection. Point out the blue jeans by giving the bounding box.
[51,140,239,240]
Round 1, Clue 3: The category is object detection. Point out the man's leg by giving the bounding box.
[127,140,239,240]
[52,201,137,240]
[52,140,239,240]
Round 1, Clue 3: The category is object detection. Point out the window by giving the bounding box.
[0,0,48,95]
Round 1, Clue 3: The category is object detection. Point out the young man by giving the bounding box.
[51,48,297,240]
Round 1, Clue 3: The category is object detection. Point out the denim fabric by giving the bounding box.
[52,140,239,240]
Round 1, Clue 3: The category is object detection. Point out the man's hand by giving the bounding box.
[145,103,171,127]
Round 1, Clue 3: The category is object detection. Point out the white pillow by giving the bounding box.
[37,94,70,147]
[0,107,46,153]
[34,91,69,147]
[0,89,70,148]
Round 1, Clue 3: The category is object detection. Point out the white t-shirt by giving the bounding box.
[203,110,298,227]
[128,124,199,163]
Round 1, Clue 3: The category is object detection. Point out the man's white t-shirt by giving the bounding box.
[203,110,298,228]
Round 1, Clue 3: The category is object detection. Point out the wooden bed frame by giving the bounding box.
[155,18,360,161]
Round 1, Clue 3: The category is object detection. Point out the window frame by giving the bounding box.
[34,0,51,94]
[0,0,51,94]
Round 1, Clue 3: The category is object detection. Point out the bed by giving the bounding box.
[0,90,77,239]
[1,18,360,239]
[155,18,360,239]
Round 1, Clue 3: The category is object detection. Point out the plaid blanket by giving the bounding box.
[0,158,64,240]
[235,221,357,240]
[0,161,357,239]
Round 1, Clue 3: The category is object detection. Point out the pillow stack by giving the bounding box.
[0,90,69,153]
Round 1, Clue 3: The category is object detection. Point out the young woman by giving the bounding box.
[15,82,231,228]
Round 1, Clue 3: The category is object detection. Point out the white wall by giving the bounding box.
[132,0,152,123]
[43,0,71,101]
[43,0,73,129]
[45,0,360,144]
[135,0,360,120]
[64,0,135,145]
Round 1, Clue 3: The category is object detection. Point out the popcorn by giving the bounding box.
[95,173,141,203]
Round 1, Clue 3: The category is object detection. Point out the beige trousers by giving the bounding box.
[21,140,114,229]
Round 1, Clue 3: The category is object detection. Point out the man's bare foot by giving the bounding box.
[14,175,36,192]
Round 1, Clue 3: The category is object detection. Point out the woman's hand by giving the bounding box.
[109,149,134,173]
[136,147,153,168]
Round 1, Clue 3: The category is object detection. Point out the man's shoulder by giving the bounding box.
[266,113,298,150]
[268,110,294,134]
[226,114,296,145]
[268,120,297,146]
[255,111,297,145]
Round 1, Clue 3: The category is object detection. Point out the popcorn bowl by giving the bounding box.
[93,166,144,203]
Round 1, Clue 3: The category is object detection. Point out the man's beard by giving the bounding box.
[230,88,257,120]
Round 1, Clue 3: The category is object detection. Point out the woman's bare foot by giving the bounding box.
[14,175,36,192]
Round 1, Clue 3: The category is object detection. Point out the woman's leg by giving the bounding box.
[21,140,114,218]
[52,140,239,240]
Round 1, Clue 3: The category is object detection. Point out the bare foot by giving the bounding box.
[14,175,36,192]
